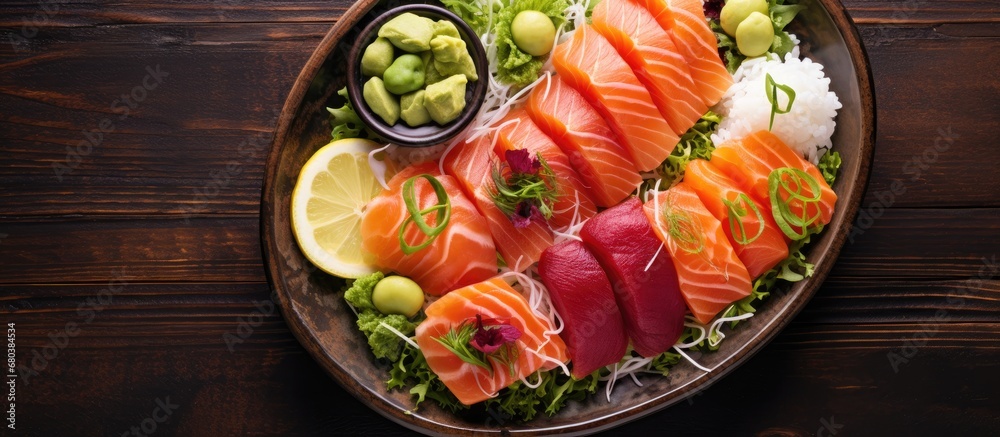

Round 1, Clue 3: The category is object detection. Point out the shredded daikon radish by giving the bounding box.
[378,321,419,350]
[673,346,711,372]
[707,312,755,348]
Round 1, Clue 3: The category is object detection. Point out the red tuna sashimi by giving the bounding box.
[710,131,838,237]
[415,277,568,405]
[538,240,629,378]
[592,0,707,135]
[493,108,598,228]
[683,159,788,278]
[361,162,497,295]
[580,197,686,357]
[552,25,679,172]
[442,135,554,269]
[644,183,752,324]
[526,74,641,207]
[638,0,733,106]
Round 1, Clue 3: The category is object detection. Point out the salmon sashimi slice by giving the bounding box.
[360,162,497,296]
[592,0,707,135]
[638,0,733,106]
[442,135,554,269]
[711,131,837,238]
[581,197,686,357]
[526,74,641,208]
[643,183,752,324]
[552,25,679,172]
[538,240,629,378]
[493,107,598,228]
[415,277,568,405]
[683,159,788,278]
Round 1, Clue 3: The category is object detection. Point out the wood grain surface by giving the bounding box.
[1,0,998,435]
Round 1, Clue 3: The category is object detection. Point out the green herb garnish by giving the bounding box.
[663,201,705,255]
[490,149,559,227]
[399,174,451,255]
[765,73,796,131]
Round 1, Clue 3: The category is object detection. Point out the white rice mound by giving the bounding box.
[712,41,842,164]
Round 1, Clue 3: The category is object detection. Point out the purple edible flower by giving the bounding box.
[505,149,540,174]
[704,0,724,20]
[470,314,522,354]
[510,202,544,228]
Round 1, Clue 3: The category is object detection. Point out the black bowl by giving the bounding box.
[346,4,488,147]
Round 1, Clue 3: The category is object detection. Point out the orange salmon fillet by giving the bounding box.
[592,0,707,135]
[415,277,568,405]
[526,74,642,208]
[552,25,679,172]
[710,131,838,237]
[360,162,498,296]
[442,136,554,269]
[493,108,598,228]
[637,0,733,106]
[684,159,789,279]
[644,183,752,324]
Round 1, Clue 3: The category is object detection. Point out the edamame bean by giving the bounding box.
[372,275,425,317]
[383,54,426,95]
[511,10,556,57]
[735,11,774,57]
[720,0,769,36]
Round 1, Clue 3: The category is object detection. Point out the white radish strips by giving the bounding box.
[378,321,419,350]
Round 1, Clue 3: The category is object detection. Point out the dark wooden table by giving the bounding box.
[2,1,998,435]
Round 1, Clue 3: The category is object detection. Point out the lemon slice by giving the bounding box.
[291,138,393,278]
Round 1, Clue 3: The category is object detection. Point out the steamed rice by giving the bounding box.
[711,41,841,164]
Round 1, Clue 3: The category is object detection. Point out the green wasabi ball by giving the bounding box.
[433,50,478,82]
[361,37,395,77]
[511,10,556,56]
[735,11,774,57]
[432,19,461,39]
[400,90,432,127]
[430,35,467,64]
[424,74,467,125]
[378,12,435,53]
[363,76,400,125]
[721,0,769,37]
[418,51,445,86]
[383,54,425,95]
[371,275,424,318]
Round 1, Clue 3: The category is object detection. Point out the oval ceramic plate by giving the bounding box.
[261,0,875,434]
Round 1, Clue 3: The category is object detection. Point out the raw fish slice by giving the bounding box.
[711,131,837,236]
[442,135,554,269]
[580,197,686,357]
[526,75,641,207]
[415,277,568,405]
[644,183,752,324]
[638,0,733,106]
[552,25,679,172]
[592,0,707,134]
[493,108,598,228]
[360,162,497,295]
[538,240,629,378]
[684,159,788,278]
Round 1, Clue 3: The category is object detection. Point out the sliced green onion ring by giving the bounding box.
[768,167,822,240]
[399,174,451,255]
[765,73,796,131]
[723,193,766,245]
